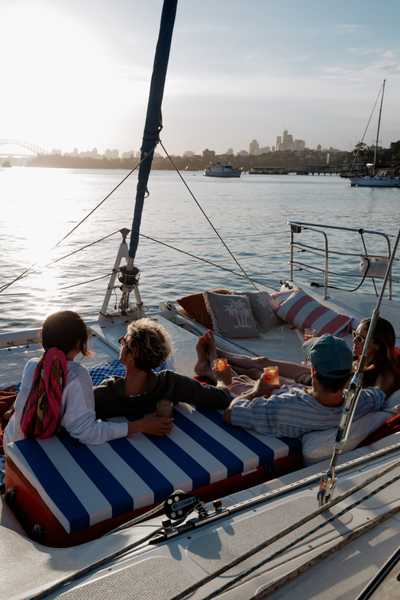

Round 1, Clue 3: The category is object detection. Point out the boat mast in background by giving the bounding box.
[373,79,386,175]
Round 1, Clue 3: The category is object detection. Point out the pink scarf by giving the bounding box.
[20,348,68,439]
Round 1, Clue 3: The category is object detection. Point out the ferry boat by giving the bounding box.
[1,3,400,599]
[204,163,241,178]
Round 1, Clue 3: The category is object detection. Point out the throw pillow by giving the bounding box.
[302,411,390,465]
[204,291,259,338]
[275,287,357,336]
[245,291,281,331]
[177,288,231,328]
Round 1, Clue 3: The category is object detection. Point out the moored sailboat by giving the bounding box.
[351,80,400,188]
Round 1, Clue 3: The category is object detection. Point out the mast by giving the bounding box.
[127,0,178,265]
[100,0,177,317]
[373,79,386,175]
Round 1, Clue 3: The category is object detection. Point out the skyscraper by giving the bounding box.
[249,139,260,155]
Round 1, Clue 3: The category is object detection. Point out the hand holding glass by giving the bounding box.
[263,366,280,385]
[213,358,229,372]
[303,328,317,341]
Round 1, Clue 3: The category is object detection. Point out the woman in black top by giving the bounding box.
[94,318,231,432]
[352,317,400,391]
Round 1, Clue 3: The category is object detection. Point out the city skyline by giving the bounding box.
[1,1,400,155]
[0,128,353,160]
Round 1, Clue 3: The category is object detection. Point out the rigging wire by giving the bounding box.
[54,156,147,247]
[44,229,123,268]
[30,527,164,600]
[170,459,400,600]
[58,272,113,290]
[351,83,383,172]
[159,139,260,290]
[138,233,277,290]
[151,230,289,241]
[0,153,148,295]
[0,230,122,290]
[206,470,400,600]
[234,506,399,600]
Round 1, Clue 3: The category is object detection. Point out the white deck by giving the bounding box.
[0,435,399,599]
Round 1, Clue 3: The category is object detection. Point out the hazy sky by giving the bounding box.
[1,0,400,155]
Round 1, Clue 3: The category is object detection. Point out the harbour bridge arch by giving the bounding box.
[0,139,47,156]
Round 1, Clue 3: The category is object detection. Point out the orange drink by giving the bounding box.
[213,358,229,372]
[263,366,280,385]
[303,328,316,341]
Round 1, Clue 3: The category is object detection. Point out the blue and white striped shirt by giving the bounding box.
[230,386,386,438]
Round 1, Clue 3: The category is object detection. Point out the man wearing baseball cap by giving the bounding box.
[224,335,388,438]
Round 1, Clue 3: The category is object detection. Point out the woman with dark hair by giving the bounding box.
[352,317,400,391]
[4,311,172,448]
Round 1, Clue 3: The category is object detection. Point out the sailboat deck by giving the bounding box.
[0,435,399,600]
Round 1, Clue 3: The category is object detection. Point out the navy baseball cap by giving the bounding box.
[305,334,353,378]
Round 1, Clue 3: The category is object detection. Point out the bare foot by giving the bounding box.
[194,334,210,377]
[204,330,217,365]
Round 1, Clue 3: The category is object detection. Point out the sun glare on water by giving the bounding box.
[1,3,118,149]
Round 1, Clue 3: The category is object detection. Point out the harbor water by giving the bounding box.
[0,167,399,331]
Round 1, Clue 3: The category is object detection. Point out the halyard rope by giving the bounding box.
[243,505,400,600]
[159,139,259,290]
[0,153,149,295]
[202,469,400,599]
[170,459,400,600]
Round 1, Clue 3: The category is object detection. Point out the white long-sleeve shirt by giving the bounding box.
[4,358,128,449]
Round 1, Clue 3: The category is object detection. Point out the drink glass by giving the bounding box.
[213,358,229,373]
[303,328,317,342]
[156,399,174,417]
[263,366,280,385]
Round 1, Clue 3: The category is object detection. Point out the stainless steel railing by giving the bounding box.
[288,221,394,300]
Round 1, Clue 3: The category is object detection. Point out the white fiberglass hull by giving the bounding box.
[350,176,400,188]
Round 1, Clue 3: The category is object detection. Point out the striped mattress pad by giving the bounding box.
[6,361,301,535]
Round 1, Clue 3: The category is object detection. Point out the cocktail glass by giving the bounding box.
[303,328,317,341]
[213,358,229,373]
[263,366,280,385]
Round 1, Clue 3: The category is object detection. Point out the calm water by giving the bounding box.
[1,166,399,331]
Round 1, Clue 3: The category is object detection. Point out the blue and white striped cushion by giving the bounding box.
[8,405,300,534]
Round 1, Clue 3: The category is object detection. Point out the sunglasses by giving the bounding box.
[118,335,132,352]
[352,331,366,344]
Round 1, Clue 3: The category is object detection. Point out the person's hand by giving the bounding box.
[248,376,281,400]
[212,361,233,386]
[128,414,173,437]
[294,371,312,385]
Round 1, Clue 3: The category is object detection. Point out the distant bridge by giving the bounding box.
[0,139,48,157]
